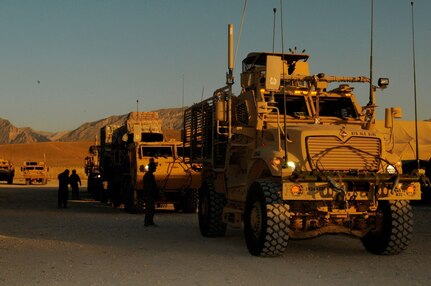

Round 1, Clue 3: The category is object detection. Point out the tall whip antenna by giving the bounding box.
[281,0,289,166]
[182,74,185,110]
[272,8,277,54]
[234,0,248,70]
[411,1,420,169]
[369,0,374,105]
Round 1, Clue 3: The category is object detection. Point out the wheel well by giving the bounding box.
[247,159,272,189]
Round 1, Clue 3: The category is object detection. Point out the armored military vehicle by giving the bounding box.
[183,24,422,256]
[85,144,104,201]
[99,112,200,213]
[0,159,14,184]
[21,161,49,185]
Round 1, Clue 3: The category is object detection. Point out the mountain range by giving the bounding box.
[0,107,184,144]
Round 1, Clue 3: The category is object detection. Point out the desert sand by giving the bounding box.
[1,182,430,286]
[0,142,92,180]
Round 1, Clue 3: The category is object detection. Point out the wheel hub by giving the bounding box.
[250,201,263,237]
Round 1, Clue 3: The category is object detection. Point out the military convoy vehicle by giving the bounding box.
[85,144,104,201]
[0,159,14,184]
[98,112,200,213]
[21,161,49,185]
[182,24,423,256]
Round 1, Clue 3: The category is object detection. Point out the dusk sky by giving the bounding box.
[1,0,430,132]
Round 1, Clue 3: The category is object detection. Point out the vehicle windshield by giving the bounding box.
[140,146,173,158]
[314,97,358,118]
[268,94,358,119]
[24,167,44,170]
[271,95,309,117]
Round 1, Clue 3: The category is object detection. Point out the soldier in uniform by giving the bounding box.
[58,169,70,208]
[143,159,158,226]
[69,169,82,200]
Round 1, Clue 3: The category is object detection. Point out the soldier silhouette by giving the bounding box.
[58,169,70,208]
[143,159,158,226]
[69,169,82,200]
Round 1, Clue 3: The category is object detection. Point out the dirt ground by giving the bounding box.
[1,181,430,286]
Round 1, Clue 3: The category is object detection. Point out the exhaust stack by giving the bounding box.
[228,24,234,72]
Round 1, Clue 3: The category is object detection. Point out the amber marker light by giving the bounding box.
[290,185,302,196]
[271,157,282,166]
[406,184,416,196]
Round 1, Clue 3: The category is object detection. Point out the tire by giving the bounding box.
[7,176,13,184]
[173,202,181,212]
[244,180,290,257]
[87,177,93,194]
[122,178,133,212]
[361,200,413,255]
[181,189,198,213]
[122,177,144,214]
[134,188,145,214]
[99,181,108,203]
[199,180,226,237]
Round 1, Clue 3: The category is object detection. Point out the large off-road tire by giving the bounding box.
[179,189,198,213]
[199,180,226,237]
[99,181,108,204]
[244,180,290,257]
[135,189,145,214]
[122,177,144,214]
[361,200,413,255]
[122,178,134,212]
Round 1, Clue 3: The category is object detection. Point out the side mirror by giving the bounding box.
[378,78,389,89]
[385,107,402,128]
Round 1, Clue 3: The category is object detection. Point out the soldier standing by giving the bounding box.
[69,169,82,200]
[143,159,158,226]
[58,169,70,208]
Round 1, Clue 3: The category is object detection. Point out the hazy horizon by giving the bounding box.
[1,0,430,132]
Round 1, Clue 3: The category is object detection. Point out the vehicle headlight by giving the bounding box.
[386,164,397,174]
[287,161,296,172]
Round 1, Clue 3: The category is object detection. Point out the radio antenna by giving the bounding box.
[182,74,185,110]
[280,0,289,166]
[411,1,420,169]
[234,0,248,70]
[272,8,277,54]
[369,0,374,105]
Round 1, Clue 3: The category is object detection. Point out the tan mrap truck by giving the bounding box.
[182,24,423,257]
[85,144,104,201]
[0,159,14,184]
[21,161,49,185]
[100,112,200,213]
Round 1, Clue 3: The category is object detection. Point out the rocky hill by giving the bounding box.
[0,118,51,144]
[0,107,185,144]
[58,114,126,142]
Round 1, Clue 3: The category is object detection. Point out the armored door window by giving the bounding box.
[140,146,173,158]
[273,95,309,117]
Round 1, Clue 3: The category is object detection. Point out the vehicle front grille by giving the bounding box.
[307,136,381,171]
